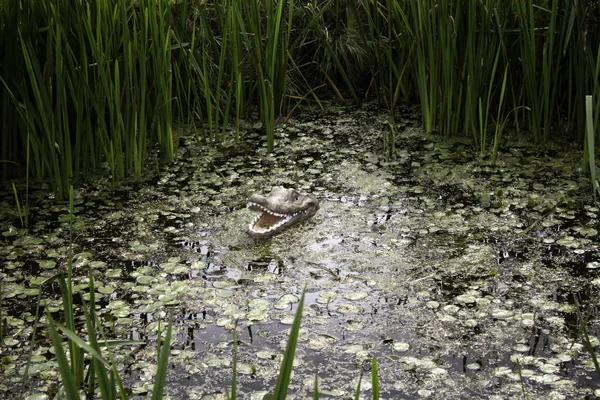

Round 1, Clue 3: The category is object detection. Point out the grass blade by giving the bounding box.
[272,290,305,399]
[152,310,174,400]
[48,314,81,400]
[353,370,363,400]
[584,95,598,199]
[371,358,379,400]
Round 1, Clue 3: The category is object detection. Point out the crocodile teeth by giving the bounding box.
[247,201,303,235]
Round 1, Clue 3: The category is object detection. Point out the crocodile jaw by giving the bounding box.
[247,202,289,236]
[247,201,310,237]
[246,187,319,238]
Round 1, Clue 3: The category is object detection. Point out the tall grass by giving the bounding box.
[292,0,361,104]
[361,0,410,158]
[573,294,600,384]
[11,182,28,227]
[42,281,380,398]
[463,2,504,153]
[271,290,305,399]
[513,0,561,144]
[584,95,599,199]
[169,0,296,149]
[45,271,171,399]
[407,0,440,134]
[2,0,175,198]
[2,1,600,194]
[0,1,22,182]
[401,0,598,155]
[240,0,294,151]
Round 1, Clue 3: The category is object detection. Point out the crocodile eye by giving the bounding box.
[294,195,299,201]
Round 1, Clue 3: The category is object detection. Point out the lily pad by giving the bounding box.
[587,261,600,269]
[455,294,476,304]
[136,275,155,285]
[393,342,410,352]
[38,260,56,269]
[344,291,368,301]
[274,294,299,310]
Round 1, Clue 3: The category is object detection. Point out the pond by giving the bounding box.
[1,103,600,399]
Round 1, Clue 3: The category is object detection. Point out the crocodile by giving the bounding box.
[246,187,319,238]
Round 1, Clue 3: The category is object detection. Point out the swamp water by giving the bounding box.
[1,103,600,399]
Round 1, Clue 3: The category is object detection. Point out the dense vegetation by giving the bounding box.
[2,2,600,398]
[1,0,599,197]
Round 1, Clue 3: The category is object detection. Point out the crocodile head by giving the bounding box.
[246,187,319,238]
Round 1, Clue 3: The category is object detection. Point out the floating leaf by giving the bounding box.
[393,342,410,352]
[38,260,56,269]
[455,294,476,304]
[345,291,368,301]
[136,276,155,285]
[274,294,299,310]
[587,262,600,269]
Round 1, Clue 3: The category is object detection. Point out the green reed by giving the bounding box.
[3,0,175,198]
[462,1,504,152]
[16,1,71,195]
[294,0,361,104]
[46,283,377,398]
[0,1,21,181]
[513,0,561,144]
[24,186,81,390]
[46,271,167,399]
[152,311,174,400]
[229,1,246,140]
[2,0,600,195]
[361,1,410,158]
[169,3,204,141]
[584,96,598,199]
[11,182,26,227]
[353,370,362,399]
[240,0,295,151]
[229,328,239,399]
[408,0,438,134]
[270,290,305,399]
[437,0,462,136]
[407,0,464,135]
[189,1,237,143]
[0,282,3,344]
[371,358,380,400]
[170,0,297,148]
[573,294,600,383]
[361,1,393,104]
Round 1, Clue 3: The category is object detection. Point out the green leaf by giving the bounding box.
[272,289,305,399]
[371,358,379,400]
[48,314,80,400]
[152,310,174,400]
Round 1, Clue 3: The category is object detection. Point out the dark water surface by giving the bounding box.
[1,103,600,398]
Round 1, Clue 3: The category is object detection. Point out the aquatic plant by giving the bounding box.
[2,0,600,195]
[270,290,305,399]
[2,105,599,397]
[371,358,380,400]
[22,187,168,399]
[11,182,27,227]
[45,283,377,399]
[2,0,175,197]
[584,95,599,200]
[573,293,600,389]
[45,272,157,400]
